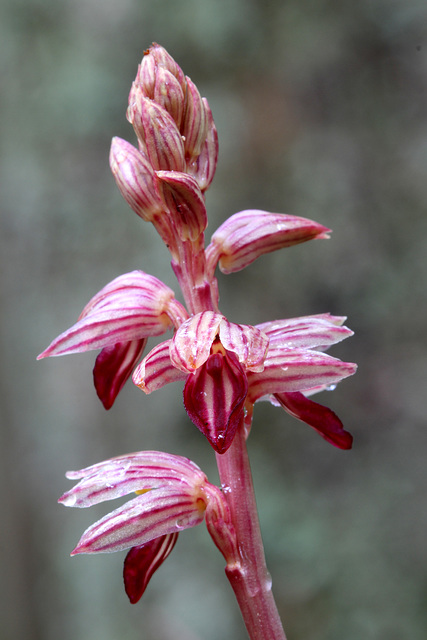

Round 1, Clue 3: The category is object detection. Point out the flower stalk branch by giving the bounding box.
[39,43,357,640]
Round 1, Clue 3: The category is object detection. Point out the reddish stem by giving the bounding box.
[215,422,287,640]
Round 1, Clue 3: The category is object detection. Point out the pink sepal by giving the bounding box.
[186,98,218,192]
[181,76,208,160]
[156,171,207,240]
[257,314,353,351]
[69,486,206,554]
[128,93,185,172]
[93,338,147,410]
[133,340,188,393]
[152,67,185,128]
[247,349,357,403]
[38,271,178,358]
[60,450,207,506]
[207,210,331,275]
[109,137,164,222]
[274,391,353,450]
[123,532,179,603]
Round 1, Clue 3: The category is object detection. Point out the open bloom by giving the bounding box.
[59,451,236,602]
[37,271,188,409]
[133,311,356,452]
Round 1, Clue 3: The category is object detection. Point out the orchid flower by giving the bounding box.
[59,451,237,603]
[40,43,357,640]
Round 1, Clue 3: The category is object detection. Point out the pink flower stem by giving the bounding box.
[171,237,219,315]
[215,421,287,640]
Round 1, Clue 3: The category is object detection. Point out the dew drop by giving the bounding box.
[326,384,336,391]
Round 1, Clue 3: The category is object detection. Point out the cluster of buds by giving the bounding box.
[39,44,356,611]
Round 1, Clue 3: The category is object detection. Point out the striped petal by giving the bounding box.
[247,349,357,403]
[38,271,180,358]
[184,349,248,454]
[207,210,330,275]
[170,311,222,372]
[257,314,353,351]
[170,312,269,374]
[123,533,179,603]
[133,340,187,393]
[129,93,185,172]
[186,98,218,192]
[275,391,353,450]
[109,137,165,223]
[219,319,269,373]
[59,450,206,508]
[181,76,208,161]
[93,338,147,410]
[69,486,206,554]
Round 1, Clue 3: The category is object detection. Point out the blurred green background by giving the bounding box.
[1,0,427,639]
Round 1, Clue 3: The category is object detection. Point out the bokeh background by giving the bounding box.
[1,0,427,639]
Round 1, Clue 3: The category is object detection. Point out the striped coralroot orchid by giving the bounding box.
[40,43,357,640]
[133,311,355,452]
[59,451,237,602]
[38,270,189,409]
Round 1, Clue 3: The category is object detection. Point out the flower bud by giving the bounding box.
[128,93,185,171]
[182,76,208,161]
[207,210,331,275]
[186,98,218,192]
[109,137,164,222]
[135,43,186,101]
[156,171,207,241]
[153,67,185,128]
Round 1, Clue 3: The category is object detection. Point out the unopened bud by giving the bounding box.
[182,77,208,161]
[128,92,185,172]
[156,171,207,241]
[109,137,164,222]
[186,98,218,192]
[207,209,331,275]
[136,43,186,99]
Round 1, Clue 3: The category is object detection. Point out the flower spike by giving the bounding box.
[42,43,358,637]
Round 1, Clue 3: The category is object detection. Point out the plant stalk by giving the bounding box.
[215,422,287,640]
